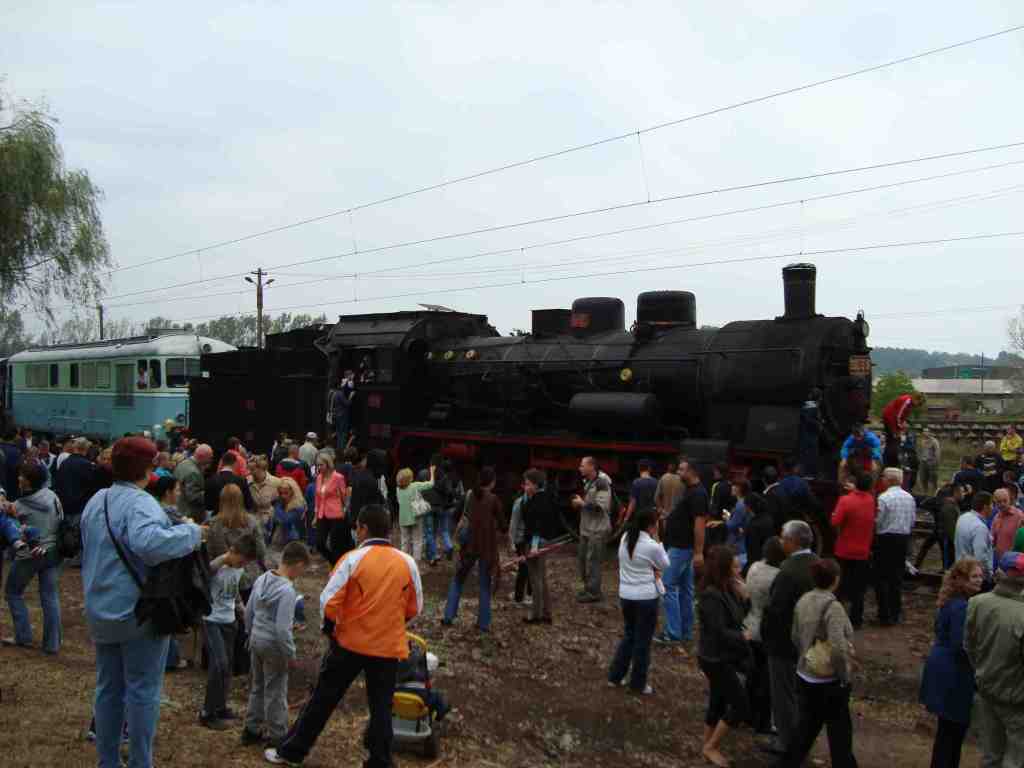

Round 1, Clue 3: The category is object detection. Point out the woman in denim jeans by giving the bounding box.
[608,507,669,694]
[3,462,63,654]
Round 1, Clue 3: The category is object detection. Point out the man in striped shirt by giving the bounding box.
[873,468,917,626]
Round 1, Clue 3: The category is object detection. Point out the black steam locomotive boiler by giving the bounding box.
[317,263,872,487]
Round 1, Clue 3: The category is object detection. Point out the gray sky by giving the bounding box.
[4,1,1023,353]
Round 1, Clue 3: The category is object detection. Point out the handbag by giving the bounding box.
[411,488,432,518]
[104,493,213,636]
[803,597,837,678]
[53,496,82,560]
[454,490,473,547]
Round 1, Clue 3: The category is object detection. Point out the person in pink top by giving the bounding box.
[991,487,1024,560]
[314,452,349,566]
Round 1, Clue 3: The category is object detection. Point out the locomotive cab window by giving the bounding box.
[49,364,58,388]
[149,359,162,388]
[70,363,79,388]
[137,360,149,389]
[166,357,200,387]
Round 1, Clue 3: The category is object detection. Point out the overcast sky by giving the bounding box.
[4,1,1023,354]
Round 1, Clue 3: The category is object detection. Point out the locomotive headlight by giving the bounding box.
[465,349,478,360]
[620,367,633,383]
[444,350,455,361]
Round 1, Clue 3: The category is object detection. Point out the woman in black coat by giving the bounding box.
[697,545,752,768]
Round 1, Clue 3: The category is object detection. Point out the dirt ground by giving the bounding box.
[0,543,980,768]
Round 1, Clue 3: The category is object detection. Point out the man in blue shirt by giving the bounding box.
[839,423,882,481]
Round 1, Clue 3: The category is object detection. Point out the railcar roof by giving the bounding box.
[8,334,236,362]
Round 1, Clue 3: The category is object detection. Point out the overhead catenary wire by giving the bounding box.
[99,180,1024,312]
[164,229,1024,324]
[100,22,1024,277]
[99,140,1024,304]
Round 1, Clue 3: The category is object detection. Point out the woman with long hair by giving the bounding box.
[442,466,501,632]
[608,506,668,694]
[3,462,64,654]
[697,545,751,767]
[314,451,349,565]
[208,484,266,590]
[919,557,983,768]
[271,476,306,547]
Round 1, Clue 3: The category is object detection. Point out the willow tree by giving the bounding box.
[0,88,111,320]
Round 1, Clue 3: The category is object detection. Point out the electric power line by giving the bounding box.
[100,180,1024,311]
[99,140,1024,303]
[165,229,1024,324]
[101,22,1024,277]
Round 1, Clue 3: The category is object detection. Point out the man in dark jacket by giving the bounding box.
[205,450,253,514]
[760,519,816,757]
[53,437,100,522]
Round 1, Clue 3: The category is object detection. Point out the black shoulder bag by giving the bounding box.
[103,493,213,635]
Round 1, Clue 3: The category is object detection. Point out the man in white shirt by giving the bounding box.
[873,467,917,626]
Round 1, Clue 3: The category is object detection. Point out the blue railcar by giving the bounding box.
[7,333,236,439]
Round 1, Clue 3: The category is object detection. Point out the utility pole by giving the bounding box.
[245,269,274,349]
[98,304,105,340]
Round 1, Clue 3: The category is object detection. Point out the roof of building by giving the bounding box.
[911,378,1016,396]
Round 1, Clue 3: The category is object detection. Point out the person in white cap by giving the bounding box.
[299,433,319,468]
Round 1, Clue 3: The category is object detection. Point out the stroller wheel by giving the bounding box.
[423,722,441,759]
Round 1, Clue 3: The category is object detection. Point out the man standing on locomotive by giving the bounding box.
[572,457,611,603]
[881,392,925,468]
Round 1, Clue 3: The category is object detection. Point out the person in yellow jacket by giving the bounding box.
[1000,425,1022,467]
[265,503,423,767]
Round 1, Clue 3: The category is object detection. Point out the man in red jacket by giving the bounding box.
[831,471,876,629]
[881,392,925,468]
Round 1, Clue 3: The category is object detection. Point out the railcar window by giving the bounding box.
[70,363,79,388]
[167,358,201,387]
[116,364,134,406]
[82,362,96,389]
[136,360,149,389]
[49,364,58,388]
[149,360,162,388]
[96,362,111,389]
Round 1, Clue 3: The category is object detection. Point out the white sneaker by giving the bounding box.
[264,748,302,766]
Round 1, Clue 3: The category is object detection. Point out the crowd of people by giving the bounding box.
[2,402,1024,767]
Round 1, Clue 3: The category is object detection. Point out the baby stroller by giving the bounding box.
[366,633,447,758]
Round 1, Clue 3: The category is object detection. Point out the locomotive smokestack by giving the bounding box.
[782,263,817,319]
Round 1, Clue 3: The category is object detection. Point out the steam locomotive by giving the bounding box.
[311,263,872,486]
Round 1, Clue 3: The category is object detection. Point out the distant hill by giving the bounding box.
[872,347,1023,376]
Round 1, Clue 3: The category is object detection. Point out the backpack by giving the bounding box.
[104,494,213,635]
[54,497,82,560]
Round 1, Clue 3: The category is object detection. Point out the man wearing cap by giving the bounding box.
[299,433,319,468]
[176,443,213,524]
[965,551,1024,768]
[918,428,941,495]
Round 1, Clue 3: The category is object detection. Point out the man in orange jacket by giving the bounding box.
[265,504,423,767]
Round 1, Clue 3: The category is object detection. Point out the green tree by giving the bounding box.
[871,371,919,419]
[0,87,111,319]
[0,309,33,356]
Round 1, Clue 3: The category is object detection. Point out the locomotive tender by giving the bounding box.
[316,263,872,483]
